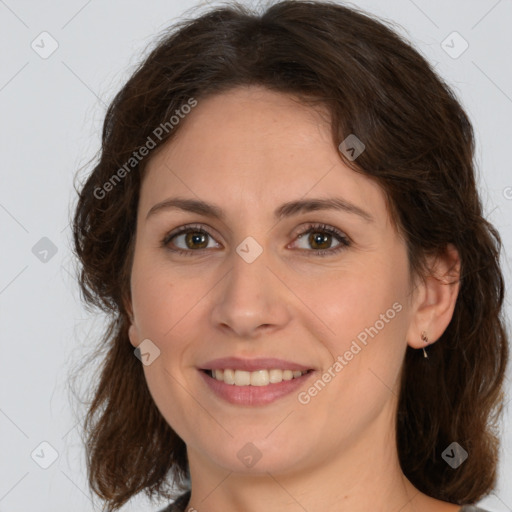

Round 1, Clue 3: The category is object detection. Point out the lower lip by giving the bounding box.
[199,370,315,406]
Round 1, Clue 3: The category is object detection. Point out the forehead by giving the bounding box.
[139,86,387,225]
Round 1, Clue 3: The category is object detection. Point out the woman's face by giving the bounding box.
[128,85,421,475]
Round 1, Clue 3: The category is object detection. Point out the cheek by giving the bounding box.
[315,264,407,341]
[129,255,212,386]
[314,260,410,391]
[130,254,190,340]
[130,258,203,438]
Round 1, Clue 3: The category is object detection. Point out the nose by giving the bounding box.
[210,245,292,339]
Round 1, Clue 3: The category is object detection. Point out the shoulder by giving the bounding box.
[157,490,191,512]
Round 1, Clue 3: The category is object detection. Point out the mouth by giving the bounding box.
[198,360,316,406]
[201,368,313,386]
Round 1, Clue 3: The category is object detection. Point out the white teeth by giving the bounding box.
[223,369,234,384]
[269,369,283,383]
[209,368,308,385]
[250,370,269,386]
[234,370,251,386]
[282,370,293,381]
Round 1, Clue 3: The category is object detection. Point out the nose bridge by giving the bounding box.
[225,237,271,311]
[210,236,290,336]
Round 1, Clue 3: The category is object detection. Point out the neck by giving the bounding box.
[185,403,424,512]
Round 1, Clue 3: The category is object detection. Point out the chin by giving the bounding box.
[199,435,311,476]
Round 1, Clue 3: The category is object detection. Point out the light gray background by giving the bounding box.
[1,0,511,510]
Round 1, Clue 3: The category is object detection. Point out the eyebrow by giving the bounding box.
[146,196,375,223]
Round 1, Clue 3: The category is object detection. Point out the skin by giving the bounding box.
[127,85,462,512]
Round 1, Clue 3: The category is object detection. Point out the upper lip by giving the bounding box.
[199,357,313,372]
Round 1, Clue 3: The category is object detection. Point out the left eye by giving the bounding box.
[291,223,350,255]
[161,222,351,257]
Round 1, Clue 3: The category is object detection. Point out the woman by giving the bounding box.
[71,1,509,511]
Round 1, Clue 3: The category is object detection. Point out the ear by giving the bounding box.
[406,243,461,350]
[122,293,139,348]
[128,323,139,348]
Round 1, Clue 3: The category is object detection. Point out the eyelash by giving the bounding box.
[161,222,351,258]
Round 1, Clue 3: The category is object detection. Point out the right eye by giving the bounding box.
[161,224,220,256]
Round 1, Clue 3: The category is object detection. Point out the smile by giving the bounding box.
[204,368,311,386]
[199,368,315,406]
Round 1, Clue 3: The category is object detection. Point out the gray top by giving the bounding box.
[158,491,490,512]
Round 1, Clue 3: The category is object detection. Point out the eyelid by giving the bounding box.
[161,222,351,256]
[161,223,221,247]
[288,223,351,253]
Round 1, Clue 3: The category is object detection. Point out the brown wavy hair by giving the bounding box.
[70,0,509,510]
